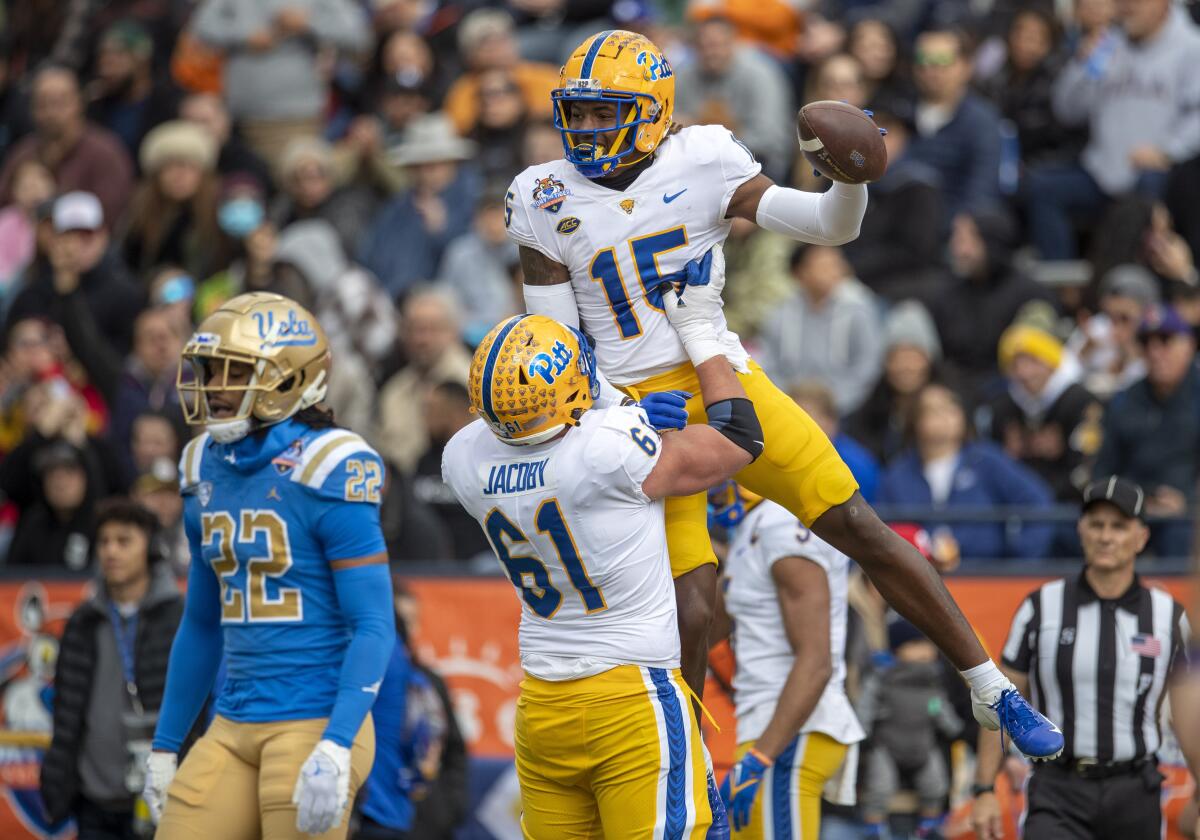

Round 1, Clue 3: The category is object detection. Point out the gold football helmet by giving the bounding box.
[469,315,600,445]
[552,30,675,178]
[177,292,331,442]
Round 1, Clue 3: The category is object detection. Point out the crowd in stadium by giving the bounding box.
[0,1,1198,839]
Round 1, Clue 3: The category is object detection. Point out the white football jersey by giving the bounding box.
[506,124,760,385]
[441,404,679,681]
[724,500,865,746]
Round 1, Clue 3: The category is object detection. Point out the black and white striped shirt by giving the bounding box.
[1001,573,1189,762]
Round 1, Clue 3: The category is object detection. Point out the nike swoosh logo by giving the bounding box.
[730,779,757,797]
[663,189,688,203]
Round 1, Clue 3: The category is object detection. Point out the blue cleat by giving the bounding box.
[706,770,730,840]
[993,688,1064,760]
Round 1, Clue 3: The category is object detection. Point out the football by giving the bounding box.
[796,100,888,184]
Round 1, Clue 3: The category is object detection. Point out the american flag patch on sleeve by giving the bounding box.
[1131,634,1162,657]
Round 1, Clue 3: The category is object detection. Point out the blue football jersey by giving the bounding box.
[178,417,387,723]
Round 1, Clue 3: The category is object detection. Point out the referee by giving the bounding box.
[970,476,1198,840]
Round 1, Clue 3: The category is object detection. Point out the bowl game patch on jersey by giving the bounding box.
[532,175,570,213]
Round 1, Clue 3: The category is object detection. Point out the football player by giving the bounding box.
[141,293,395,839]
[506,28,1061,780]
[710,483,865,838]
[441,274,762,838]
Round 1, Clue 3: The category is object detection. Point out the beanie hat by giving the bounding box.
[884,300,942,361]
[887,618,925,652]
[139,120,218,174]
[998,323,1063,372]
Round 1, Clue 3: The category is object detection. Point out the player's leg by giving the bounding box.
[795,733,848,839]
[257,716,375,840]
[591,667,711,839]
[514,677,601,839]
[156,716,261,840]
[730,363,857,527]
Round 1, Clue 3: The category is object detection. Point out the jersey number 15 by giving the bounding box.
[591,225,688,339]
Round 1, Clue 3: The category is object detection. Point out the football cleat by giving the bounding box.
[706,770,730,840]
[994,688,1064,760]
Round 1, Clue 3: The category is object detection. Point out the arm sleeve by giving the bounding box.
[1000,594,1037,672]
[755,182,867,247]
[152,520,224,752]
[315,494,395,747]
[523,282,580,329]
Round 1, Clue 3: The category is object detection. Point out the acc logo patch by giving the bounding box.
[531,175,570,214]
[528,340,574,385]
[637,50,674,82]
[556,216,581,235]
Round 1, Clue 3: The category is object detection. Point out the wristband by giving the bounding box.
[971,783,995,797]
[748,747,774,767]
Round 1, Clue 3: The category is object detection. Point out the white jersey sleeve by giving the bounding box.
[755,514,839,575]
[716,129,763,218]
[576,404,662,505]
[505,171,566,263]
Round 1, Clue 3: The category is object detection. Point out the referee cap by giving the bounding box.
[1082,476,1145,521]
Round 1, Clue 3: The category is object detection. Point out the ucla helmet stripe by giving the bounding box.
[580,30,615,80]
[481,315,527,424]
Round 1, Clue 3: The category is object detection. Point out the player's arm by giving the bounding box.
[726,173,867,247]
[751,555,833,760]
[152,521,225,755]
[641,354,761,499]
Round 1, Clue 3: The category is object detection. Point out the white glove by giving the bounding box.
[661,246,728,367]
[966,668,1015,730]
[292,739,352,835]
[143,751,177,824]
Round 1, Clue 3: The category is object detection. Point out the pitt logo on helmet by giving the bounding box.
[469,315,600,446]
[552,30,675,179]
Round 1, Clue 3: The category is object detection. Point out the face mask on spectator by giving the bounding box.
[218,198,264,238]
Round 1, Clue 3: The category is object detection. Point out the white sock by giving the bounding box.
[960,660,1010,701]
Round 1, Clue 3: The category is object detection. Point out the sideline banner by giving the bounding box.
[0,576,1189,839]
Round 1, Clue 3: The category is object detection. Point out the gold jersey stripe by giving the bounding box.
[295,432,359,486]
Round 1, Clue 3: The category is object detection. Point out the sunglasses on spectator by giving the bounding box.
[915,51,958,66]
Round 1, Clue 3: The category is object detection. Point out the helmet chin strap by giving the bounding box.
[207,417,255,443]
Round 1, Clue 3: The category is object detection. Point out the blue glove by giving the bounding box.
[654,247,717,307]
[636,390,691,431]
[719,748,771,831]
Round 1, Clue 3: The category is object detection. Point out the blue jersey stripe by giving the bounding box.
[771,735,800,839]
[580,30,615,80]
[480,316,525,424]
[649,667,688,840]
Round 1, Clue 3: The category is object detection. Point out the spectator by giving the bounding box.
[988,323,1103,502]
[436,193,520,346]
[412,381,493,564]
[0,65,134,224]
[675,16,793,181]
[375,28,439,113]
[85,19,181,160]
[129,411,180,478]
[1029,0,1200,259]
[442,10,558,136]
[1065,264,1156,400]
[719,217,793,340]
[130,457,189,576]
[379,464,453,565]
[270,137,378,260]
[7,191,143,357]
[272,219,395,432]
[361,116,479,299]
[858,619,963,840]
[976,6,1080,170]
[122,120,222,281]
[1093,305,1200,557]
[195,176,278,320]
[372,289,470,473]
[878,382,1055,561]
[0,160,55,292]
[178,92,272,189]
[471,70,530,184]
[521,119,563,169]
[842,102,945,303]
[756,244,882,416]
[929,207,1051,398]
[189,0,370,168]
[847,17,913,105]
[146,264,197,336]
[0,318,61,455]
[790,380,880,502]
[688,0,803,61]
[907,28,1003,221]
[807,52,869,110]
[40,498,192,834]
[847,300,943,464]
[339,64,434,195]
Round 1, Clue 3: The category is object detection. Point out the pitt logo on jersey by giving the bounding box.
[532,175,570,213]
[528,340,574,385]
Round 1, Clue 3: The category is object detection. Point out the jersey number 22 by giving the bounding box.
[202,510,302,622]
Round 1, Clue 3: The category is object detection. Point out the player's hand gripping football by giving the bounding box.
[719,748,771,830]
[143,750,177,824]
[293,739,352,834]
